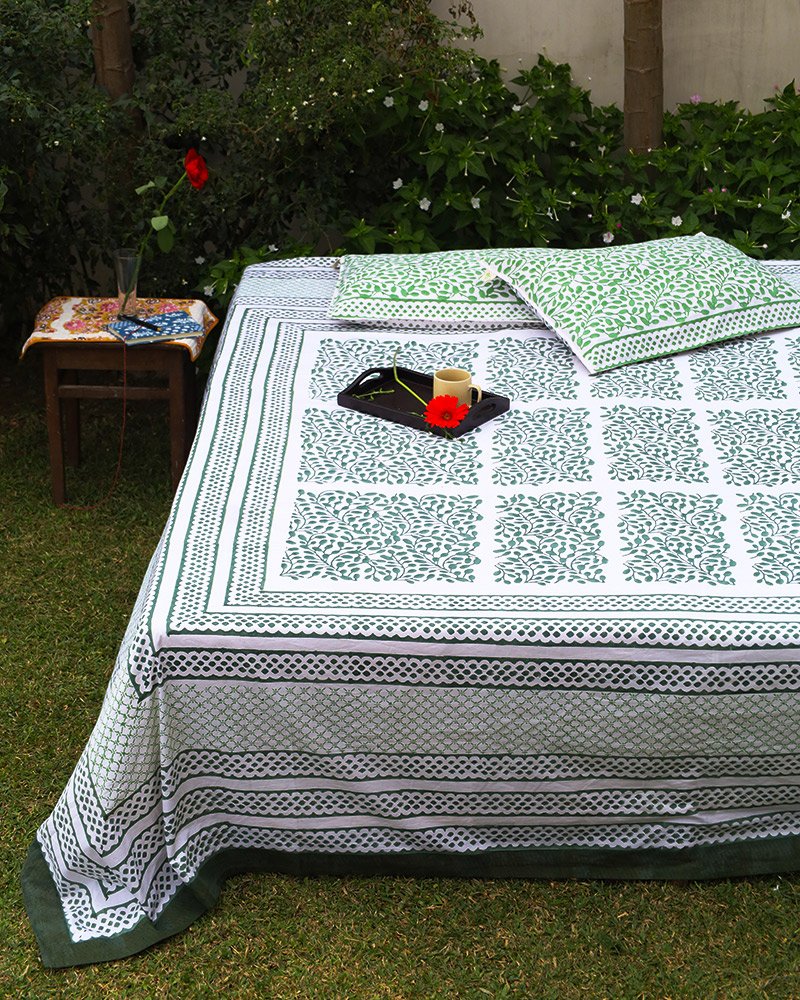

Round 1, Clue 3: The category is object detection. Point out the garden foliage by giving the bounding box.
[2,0,800,349]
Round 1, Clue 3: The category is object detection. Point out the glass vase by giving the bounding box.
[114,248,141,314]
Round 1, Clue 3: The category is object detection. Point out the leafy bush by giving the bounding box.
[0,0,112,334]
[0,0,477,347]
[2,2,800,349]
[202,57,800,304]
[338,58,800,258]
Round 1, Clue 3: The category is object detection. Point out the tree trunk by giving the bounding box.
[91,0,135,101]
[623,0,663,152]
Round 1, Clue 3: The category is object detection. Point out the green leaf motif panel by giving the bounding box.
[299,408,482,486]
[492,409,593,486]
[687,338,787,401]
[486,335,578,401]
[309,338,479,399]
[495,492,607,584]
[602,405,708,483]
[708,409,800,486]
[618,490,735,585]
[589,357,683,400]
[282,490,482,583]
[738,493,800,584]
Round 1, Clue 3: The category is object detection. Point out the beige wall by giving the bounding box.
[432,0,800,110]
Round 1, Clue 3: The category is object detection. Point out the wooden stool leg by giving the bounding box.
[42,351,66,505]
[62,370,81,467]
[167,352,190,492]
[184,359,198,450]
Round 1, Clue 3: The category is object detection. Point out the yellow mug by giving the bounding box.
[432,368,482,407]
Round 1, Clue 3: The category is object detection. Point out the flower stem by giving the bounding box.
[119,172,187,316]
[392,348,428,407]
[354,387,395,400]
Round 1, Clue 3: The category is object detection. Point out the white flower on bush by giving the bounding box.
[419,197,431,211]
[195,255,206,264]
[630,193,643,206]
[602,231,614,244]
[511,104,522,112]
[384,96,394,108]
[471,196,481,209]
[392,178,403,190]
[268,243,279,252]
[203,284,215,297]
[671,215,683,226]
[435,122,444,132]
[782,210,791,220]
[418,99,429,111]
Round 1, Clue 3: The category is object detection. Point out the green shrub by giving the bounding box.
[2,2,799,349]
[201,56,800,304]
[0,0,477,347]
[337,57,800,258]
[1,0,112,335]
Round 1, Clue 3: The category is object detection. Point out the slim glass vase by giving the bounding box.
[114,248,141,315]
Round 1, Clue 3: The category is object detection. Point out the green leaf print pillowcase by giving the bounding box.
[480,234,800,373]
[329,250,538,324]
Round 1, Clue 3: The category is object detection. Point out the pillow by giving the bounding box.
[480,233,800,373]
[329,250,538,324]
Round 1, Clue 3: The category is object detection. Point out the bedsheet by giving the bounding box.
[23,257,800,966]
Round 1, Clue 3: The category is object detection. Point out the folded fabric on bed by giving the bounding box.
[329,249,538,324]
[23,256,800,967]
[481,233,800,373]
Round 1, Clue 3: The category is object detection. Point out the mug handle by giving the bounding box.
[472,383,483,403]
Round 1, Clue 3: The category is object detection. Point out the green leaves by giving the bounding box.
[156,224,175,252]
[339,56,800,260]
[4,0,800,357]
[136,177,168,196]
[344,218,378,254]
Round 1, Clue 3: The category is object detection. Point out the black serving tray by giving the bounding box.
[338,366,510,439]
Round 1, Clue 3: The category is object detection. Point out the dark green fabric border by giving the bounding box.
[23,834,800,968]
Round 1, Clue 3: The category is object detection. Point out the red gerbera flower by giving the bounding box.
[423,394,469,429]
[184,148,209,190]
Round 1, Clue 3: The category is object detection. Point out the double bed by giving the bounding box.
[23,255,800,966]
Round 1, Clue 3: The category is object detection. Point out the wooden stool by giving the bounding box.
[22,297,218,505]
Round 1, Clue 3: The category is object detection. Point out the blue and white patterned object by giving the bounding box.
[107,309,203,344]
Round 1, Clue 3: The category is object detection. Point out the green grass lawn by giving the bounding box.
[2,349,799,999]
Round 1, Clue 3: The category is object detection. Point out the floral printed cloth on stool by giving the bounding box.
[20,297,217,361]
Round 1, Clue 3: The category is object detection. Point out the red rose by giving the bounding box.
[184,148,209,190]
[423,394,469,429]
